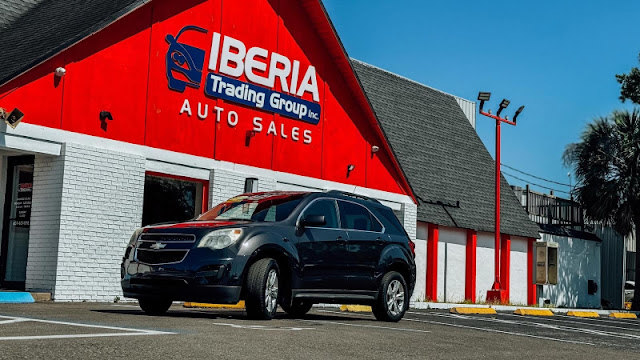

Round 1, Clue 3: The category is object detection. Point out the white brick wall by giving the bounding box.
[25,154,64,292]
[402,202,417,241]
[209,169,277,207]
[52,143,145,301]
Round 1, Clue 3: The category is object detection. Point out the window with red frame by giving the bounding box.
[142,172,208,226]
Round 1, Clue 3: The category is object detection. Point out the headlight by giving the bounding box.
[197,228,244,250]
[128,228,143,246]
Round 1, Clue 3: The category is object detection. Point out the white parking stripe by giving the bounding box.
[0,318,30,325]
[0,332,169,341]
[412,312,640,339]
[0,314,174,341]
[318,310,593,345]
[402,317,595,346]
[299,318,430,333]
[501,312,640,328]
[410,312,640,341]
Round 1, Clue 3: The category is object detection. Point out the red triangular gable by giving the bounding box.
[0,0,415,201]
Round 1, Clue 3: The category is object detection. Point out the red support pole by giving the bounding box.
[465,230,477,302]
[494,119,502,290]
[426,223,439,302]
[500,234,511,302]
[527,238,537,305]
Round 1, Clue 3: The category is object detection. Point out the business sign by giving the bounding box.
[166,26,321,125]
[14,171,33,228]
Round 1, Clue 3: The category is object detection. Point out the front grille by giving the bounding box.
[135,249,188,265]
[139,233,196,243]
[130,278,188,287]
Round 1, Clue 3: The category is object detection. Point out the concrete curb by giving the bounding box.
[183,301,245,309]
[410,301,640,316]
[567,311,600,318]
[450,307,497,315]
[514,308,554,316]
[609,312,638,319]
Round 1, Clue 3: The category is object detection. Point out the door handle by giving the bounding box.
[336,236,347,246]
[375,237,386,245]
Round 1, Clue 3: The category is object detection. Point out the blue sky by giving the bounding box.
[322,0,640,197]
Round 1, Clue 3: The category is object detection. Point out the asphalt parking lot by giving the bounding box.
[0,303,639,359]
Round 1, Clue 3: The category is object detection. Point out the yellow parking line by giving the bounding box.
[183,301,245,309]
[513,308,554,316]
[566,311,599,318]
[609,312,637,319]
[450,307,497,315]
[340,305,372,312]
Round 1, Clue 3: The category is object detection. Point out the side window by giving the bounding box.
[338,201,383,232]
[302,199,339,228]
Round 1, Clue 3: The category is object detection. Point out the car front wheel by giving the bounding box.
[372,271,408,322]
[245,258,280,320]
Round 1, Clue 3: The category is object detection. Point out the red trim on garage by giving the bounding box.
[426,223,439,302]
[500,234,511,302]
[146,171,209,214]
[527,237,537,305]
[465,230,477,302]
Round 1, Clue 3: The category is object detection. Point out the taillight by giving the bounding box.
[408,239,416,257]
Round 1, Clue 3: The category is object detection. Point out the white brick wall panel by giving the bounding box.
[26,154,65,292]
[52,143,145,301]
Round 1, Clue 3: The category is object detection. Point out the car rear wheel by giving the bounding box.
[372,271,408,322]
[281,299,313,318]
[138,298,172,316]
[245,258,280,320]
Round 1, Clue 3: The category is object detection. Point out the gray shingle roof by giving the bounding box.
[352,60,540,239]
[0,0,148,86]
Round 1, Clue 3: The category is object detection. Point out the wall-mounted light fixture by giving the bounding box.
[54,67,66,77]
[346,164,355,177]
[0,107,24,128]
[100,111,113,121]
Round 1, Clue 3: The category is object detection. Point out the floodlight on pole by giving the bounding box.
[476,91,525,304]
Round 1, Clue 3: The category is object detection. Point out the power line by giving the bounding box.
[502,171,571,195]
[501,163,571,187]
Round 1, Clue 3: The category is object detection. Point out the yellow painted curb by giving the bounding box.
[514,308,554,316]
[450,307,497,315]
[609,312,637,319]
[340,305,372,312]
[183,301,245,309]
[566,311,599,318]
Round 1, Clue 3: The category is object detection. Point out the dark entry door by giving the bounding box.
[1,156,34,290]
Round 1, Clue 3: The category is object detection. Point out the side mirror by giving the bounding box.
[296,215,326,236]
[302,215,326,227]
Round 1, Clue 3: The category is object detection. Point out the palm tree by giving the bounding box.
[563,109,640,310]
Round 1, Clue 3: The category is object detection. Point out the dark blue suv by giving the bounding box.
[121,191,416,321]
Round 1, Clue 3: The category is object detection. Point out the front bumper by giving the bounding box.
[121,246,249,303]
[122,277,242,303]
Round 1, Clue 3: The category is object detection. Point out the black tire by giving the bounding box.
[138,298,172,316]
[281,300,313,318]
[372,271,408,322]
[245,258,280,320]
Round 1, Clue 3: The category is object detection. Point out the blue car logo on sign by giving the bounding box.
[165,25,208,92]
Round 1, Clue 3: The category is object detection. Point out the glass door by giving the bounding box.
[1,156,34,290]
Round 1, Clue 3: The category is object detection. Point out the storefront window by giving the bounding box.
[142,173,206,226]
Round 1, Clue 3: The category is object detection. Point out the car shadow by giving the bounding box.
[91,307,372,322]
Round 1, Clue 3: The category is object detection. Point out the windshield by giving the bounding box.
[197,193,306,222]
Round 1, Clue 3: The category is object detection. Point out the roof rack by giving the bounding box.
[325,190,381,204]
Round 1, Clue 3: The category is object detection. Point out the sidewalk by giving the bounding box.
[409,301,640,316]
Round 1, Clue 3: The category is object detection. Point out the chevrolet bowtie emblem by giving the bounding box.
[150,242,167,250]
